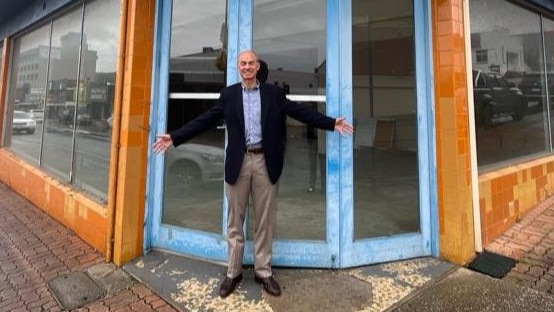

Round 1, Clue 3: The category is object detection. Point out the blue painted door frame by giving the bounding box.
[145,0,438,268]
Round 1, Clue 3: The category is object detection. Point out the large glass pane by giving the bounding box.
[73,0,120,202]
[3,24,50,164]
[543,18,554,148]
[162,0,227,232]
[41,7,83,180]
[352,0,419,239]
[470,0,549,168]
[252,0,326,240]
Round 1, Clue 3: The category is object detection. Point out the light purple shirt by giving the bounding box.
[242,82,262,146]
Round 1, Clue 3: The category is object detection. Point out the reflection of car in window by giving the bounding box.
[12,111,37,134]
[472,70,526,128]
[29,109,44,123]
[58,108,74,125]
[57,108,92,126]
[517,73,554,112]
[77,113,92,126]
[164,143,224,188]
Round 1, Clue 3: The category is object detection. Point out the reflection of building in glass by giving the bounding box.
[168,47,323,133]
[471,28,526,75]
[171,47,324,95]
[168,47,226,132]
[170,47,224,93]
[55,32,97,82]
[87,72,116,120]
[15,32,101,114]
[471,28,554,76]
[14,31,117,123]
[15,46,53,108]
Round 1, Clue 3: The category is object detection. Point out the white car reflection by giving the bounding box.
[165,143,224,188]
[29,109,44,123]
[12,111,36,134]
[106,116,113,129]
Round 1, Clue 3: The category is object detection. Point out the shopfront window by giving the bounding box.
[3,24,51,165]
[72,0,119,199]
[543,18,554,147]
[41,6,83,180]
[253,0,327,240]
[2,0,120,202]
[470,0,551,168]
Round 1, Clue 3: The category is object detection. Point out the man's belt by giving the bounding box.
[245,147,263,154]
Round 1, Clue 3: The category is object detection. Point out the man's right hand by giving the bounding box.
[153,134,173,154]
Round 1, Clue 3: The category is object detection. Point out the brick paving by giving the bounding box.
[0,183,177,312]
[3,177,554,311]
[486,195,554,294]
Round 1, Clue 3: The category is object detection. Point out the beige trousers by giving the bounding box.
[225,153,277,279]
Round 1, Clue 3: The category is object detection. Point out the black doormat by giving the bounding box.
[467,251,516,278]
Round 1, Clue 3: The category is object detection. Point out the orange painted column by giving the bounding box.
[111,0,156,265]
[431,0,476,264]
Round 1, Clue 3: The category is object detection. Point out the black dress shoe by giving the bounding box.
[219,274,243,298]
[254,275,281,296]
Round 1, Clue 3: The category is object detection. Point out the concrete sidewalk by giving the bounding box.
[391,196,554,312]
[2,180,554,311]
[391,267,554,312]
[122,249,454,312]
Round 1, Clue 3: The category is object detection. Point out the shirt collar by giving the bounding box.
[241,80,260,91]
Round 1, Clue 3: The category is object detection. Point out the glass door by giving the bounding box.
[340,0,434,267]
[148,0,230,261]
[248,0,339,267]
[162,0,227,235]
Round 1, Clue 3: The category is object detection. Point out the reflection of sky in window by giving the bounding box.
[170,0,327,72]
[18,24,50,51]
[253,0,325,72]
[82,0,119,72]
[171,0,226,57]
[18,0,119,73]
[470,0,554,34]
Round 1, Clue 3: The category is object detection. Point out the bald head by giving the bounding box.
[237,50,259,64]
[237,50,260,87]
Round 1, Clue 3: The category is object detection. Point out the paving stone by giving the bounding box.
[266,271,372,312]
[47,271,104,310]
[86,262,135,295]
[534,278,554,293]
[511,263,531,274]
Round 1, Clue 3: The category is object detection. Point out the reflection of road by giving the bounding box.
[10,125,111,198]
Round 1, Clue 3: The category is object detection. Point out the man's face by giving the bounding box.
[237,52,259,81]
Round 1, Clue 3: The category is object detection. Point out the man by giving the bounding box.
[153,50,353,298]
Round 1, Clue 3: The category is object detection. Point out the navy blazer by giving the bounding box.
[169,82,336,185]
